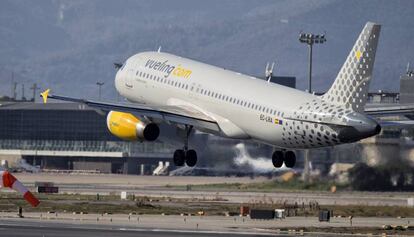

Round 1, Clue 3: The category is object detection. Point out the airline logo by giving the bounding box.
[145,59,192,79]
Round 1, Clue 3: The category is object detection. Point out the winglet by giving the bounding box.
[40,89,50,104]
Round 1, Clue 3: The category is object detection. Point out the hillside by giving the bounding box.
[0,0,413,101]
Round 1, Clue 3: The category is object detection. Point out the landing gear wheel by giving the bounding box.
[284,151,296,168]
[185,149,197,167]
[173,149,185,166]
[272,151,284,168]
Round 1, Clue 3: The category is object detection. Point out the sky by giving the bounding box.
[0,0,413,101]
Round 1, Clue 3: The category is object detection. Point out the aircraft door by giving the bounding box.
[125,64,134,89]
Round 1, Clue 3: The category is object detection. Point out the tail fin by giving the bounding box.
[322,22,381,113]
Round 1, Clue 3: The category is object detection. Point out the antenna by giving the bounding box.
[157,46,162,53]
[265,62,275,82]
[407,62,410,74]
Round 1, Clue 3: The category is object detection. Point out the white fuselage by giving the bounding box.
[115,52,379,149]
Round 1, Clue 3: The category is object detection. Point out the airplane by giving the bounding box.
[40,22,413,169]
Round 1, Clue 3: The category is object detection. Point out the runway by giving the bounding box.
[13,173,414,206]
[0,220,286,237]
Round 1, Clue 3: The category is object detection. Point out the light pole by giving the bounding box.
[30,83,40,102]
[96,82,105,100]
[299,32,326,181]
[299,33,326,93]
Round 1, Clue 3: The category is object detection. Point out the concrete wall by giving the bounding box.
[72,161,111,173]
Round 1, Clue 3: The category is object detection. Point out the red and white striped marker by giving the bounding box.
[0,170,40,207]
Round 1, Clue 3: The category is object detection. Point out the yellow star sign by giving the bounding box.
[40,89,50,104]
[355,50,362,61]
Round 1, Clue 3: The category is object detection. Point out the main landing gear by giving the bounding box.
[173,125,197,167]
[272,150,296,168]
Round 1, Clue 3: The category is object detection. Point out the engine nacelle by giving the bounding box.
[106,111,159,141]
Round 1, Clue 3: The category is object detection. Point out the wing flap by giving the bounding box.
[364,103,414,116]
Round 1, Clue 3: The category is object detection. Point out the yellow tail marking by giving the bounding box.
[40,89,50,104]
[355,50,362,61]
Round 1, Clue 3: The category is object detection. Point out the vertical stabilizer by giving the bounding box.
[322,22,381,113]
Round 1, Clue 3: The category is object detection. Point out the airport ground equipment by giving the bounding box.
[250,209,275,219]
[275,209,286,219]
[240,206,250,216]
[35,182,58,194]
[319,210,331,222]
[0,170,40,207]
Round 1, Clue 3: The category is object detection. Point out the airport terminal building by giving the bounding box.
[0,102,175,174]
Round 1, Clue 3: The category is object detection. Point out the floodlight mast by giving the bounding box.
[96,82,105,100]
[299,32,326,182]
[299,33,326,93]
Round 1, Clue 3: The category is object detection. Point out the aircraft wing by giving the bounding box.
[40,90,220,132]
[378,120,414,128]
[364,103,414,116]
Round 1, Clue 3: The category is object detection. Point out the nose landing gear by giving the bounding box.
[272,150,296,168]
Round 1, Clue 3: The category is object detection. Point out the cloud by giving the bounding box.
[233,143,286,173]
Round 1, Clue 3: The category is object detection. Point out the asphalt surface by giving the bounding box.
[1,211,413,237]
[0,220,287,237]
